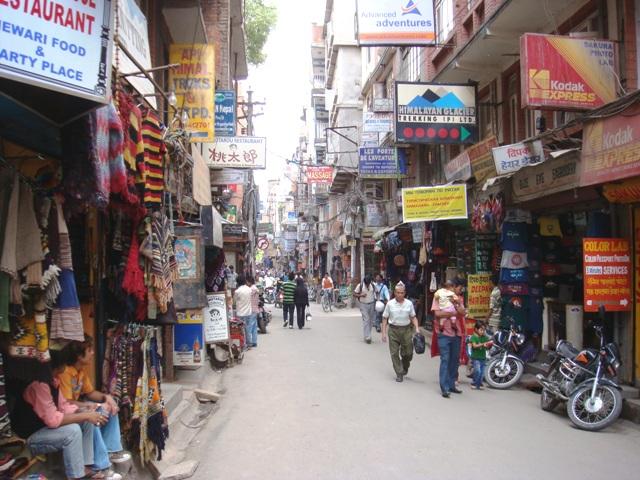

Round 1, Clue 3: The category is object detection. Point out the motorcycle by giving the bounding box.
[257,291,272,334]
[483,323,535,389]
[536,306,622,431]
[264,286,276,304]
[208,316,245,369]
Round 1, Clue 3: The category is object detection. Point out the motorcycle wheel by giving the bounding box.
[567,384,623,431]
[540,388,560,412]
[258,315,267,334]
[275,301,282,309]
[484,356,524,389]
[209,345,230,369]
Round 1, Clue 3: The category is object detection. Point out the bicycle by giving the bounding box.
[321,288,333,312]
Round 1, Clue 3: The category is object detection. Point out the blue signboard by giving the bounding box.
[359,147,407,178]
[215,90,236,137]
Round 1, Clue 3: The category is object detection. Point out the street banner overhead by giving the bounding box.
[169,44,215,142]
[356,0,435,46]
[492,140,545,175]
[205,137,267,169]
[395,82,478,144]
[402,185,468,223]
[0,0,113,103]
[521,34,617,110]
[583,238,631,312]
[215,90,236,137]
[580,109,640,186]
[306,166,333,185]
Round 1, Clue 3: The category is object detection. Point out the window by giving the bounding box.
[402,47,421,81]
[526,110,542,138]
[436,0,455,42]
[507,73,519,142]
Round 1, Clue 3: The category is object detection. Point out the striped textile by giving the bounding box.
[282,281,296,304]
[141,110,166,208]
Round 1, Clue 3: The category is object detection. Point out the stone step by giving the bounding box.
[162,382,184,417]
[621,385,640,400]
[622,398,640,424]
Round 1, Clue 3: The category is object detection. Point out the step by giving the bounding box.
[162,382,184,417]
[622,398,640,424]
[621,385,640,400]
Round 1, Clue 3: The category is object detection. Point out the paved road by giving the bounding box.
[191,303,640,480]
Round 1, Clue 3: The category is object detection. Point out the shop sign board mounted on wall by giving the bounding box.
[306,166,333,184]
[204,293,230,343]
[214,90,236,137]
[395,82,478,144]
[467,274,492,319]
[492,140,545,175]
[206,136,267,169]
[356,0,435,46]
[583,238,631,312]
[401,185,468,223]
[521,33,617,110]
[0,0,114,104]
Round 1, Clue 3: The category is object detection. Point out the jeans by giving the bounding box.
[28,422,94,479]
[359,302,375,340]
[472,359,486,387]
[295,304,307,328]
[437,335,461,393]
[283,303,295,326]
[240,314,258,347]
[93,407,124,470]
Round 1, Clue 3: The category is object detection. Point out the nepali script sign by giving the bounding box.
[0,0,113,103]
[583,238,631,312]
[492,140,545,175]
[402,185,468,223]
[206,137,267,169]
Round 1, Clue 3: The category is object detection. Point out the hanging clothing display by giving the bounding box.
[141,109,166,208]
[0,353,11,437]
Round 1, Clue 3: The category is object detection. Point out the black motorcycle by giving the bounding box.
[264,286,276,304]
[536,306,623,431]
[257,291,271,334]
[483,323,535,389]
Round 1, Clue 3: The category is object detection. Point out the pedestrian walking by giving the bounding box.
[247,276,260,347]
[373,274,390,333]
[294,278,310,329]
[469,321,492,389]
[282,272,296,328]
[233,275,256,349]
[432,279,467,397]
[354,276,376,343]
[381,282,420,382]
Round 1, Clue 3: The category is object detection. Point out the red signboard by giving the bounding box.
[521,34,617,110]
[306,166,333,185]
[581,108,640,186]
[583,238,631,312]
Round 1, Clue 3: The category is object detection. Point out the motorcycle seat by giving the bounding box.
[556,341,580,359]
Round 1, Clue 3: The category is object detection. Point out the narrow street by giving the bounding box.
[191,304,640,480]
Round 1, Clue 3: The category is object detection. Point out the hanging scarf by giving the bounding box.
[122,230,147,321]
[49,201,84,342]
[93,102,128,207]
[141,109,166,209]
[147,213,177,314]
[6,309,51,382]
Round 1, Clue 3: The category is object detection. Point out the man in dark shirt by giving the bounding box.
[281,272,297,328]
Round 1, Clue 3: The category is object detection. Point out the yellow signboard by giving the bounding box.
[467,274,492,319]
[401,185,468,223]
[169,44,215,142]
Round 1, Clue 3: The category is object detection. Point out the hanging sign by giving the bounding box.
[492,140,545,175]
[395,82,478,144]
[169,44,215,142]
[583,238,631,312]
[521,34,617,110]
[444,149,472,182]
[401,185,468,223]
[512,151,580,202]
[603,177,640,203]
[0,0,113,103]
[192,147,212,206]
[115,0,155,109]
[580,109,640,187]
[306,166,333,184]
[257,237,269,250]
[363,112,393,133]
[205,136,266,169]
[356,0,435,46]
[467,274,492,319]
[359,147,399,177]
[204,293,230,343]
[210,168,247,185]
[214,90,236,137]
[468,136,499,183]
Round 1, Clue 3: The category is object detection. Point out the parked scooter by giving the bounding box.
[257,291,272,334]
[208,316,245,369]
[484,322,536,389]
[536,306,622,431]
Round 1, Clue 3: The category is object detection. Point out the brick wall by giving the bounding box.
[202,0,231,89]
[623,0,638,91]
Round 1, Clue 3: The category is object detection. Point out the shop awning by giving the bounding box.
[372,223,404,240]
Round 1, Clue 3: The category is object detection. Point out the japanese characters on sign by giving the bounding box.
[0,0,113,103]
[395,82,478,144]
[306,166,333,185]
[492,140,545,175]
[521,34,617,110]
[215,90,236,137]
[169,44,215,142]
[583,238,631,312]
[206,137,267,169]
[401,185,468,223]
[356,0,435,46]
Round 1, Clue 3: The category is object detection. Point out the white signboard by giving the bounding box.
[210,168,247,185]
[356,0,436,46]
[492,140,545,175]
[0,0,114,103]
[361,131,380,147]
[204,293,229,343]
[363,112,393,133]
[114,0,156,109]
[192,147,212,206]
[205,137,267,169]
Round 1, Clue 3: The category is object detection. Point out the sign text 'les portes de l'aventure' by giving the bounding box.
[0,0,113,103]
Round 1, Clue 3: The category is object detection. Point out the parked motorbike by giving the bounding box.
[484,323,535,389]
[257,292,272,334]
[208,316,245,369]
[536,306,622,431]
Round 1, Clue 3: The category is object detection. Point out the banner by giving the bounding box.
[306,166,333,184]
[395,82,477,144]
[467,274,492,319]
[581,109,640,186]
[204,293,229,343]
[356,0,435,46]
[0,0,113,103]
[583,238,631,312]
[169,44,215,142]
[446,136,498,183]
[115,0,155,108]
[444,150,472,183]
[206,137,267,169]
[192,148,212,206]
[521,34,617,110]
[215,90,236,137]
[359,147,398,177]
[401,185,468,223]
[512,151,580,202]
[492,140,545,175]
